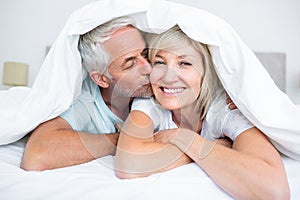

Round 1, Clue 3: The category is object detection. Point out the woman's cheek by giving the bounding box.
[149,68,161,84]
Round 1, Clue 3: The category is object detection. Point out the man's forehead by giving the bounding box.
[102,26,145,62]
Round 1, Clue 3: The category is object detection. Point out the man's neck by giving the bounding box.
[100,87,132,121]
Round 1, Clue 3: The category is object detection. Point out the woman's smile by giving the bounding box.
[159,86,185,95]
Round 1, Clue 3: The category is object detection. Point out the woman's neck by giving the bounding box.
[172,104,202,133]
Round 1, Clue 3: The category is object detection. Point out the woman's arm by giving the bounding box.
[171,127,290,200]
[114,110,192,179]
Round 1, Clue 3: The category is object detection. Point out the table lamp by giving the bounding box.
[2,61,28,87]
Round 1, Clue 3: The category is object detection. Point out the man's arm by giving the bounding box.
[21,117,119,171]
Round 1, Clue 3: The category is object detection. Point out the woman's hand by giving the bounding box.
[154,128,180,143]
[155,129,233,150]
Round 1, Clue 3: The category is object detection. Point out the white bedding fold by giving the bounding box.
[0,0,300,161]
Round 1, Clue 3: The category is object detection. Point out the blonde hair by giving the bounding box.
[146,25,223,119]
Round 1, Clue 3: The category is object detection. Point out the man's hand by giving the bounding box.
[216,137,233,148]
[105,132,120,148]
[226,97,237,110]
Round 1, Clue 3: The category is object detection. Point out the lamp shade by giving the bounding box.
[2,62,28,86]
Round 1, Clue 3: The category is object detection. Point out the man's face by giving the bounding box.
[102,27,153,98]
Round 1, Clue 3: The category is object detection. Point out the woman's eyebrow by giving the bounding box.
[179,54,194,58]
[155,54,164,59]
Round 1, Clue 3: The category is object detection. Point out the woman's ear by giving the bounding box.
[89,71,110,88]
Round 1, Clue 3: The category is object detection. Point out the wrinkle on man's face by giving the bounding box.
[102,26,146,67]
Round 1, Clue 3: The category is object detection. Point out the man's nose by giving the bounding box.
[139,57,152,75]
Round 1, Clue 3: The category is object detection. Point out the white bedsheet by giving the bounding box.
[0,137,299,200]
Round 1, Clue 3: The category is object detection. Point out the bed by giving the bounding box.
[1,132,300,200]
[1,0,300,199]
[0,52,299,200]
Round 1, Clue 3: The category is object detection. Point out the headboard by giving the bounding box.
[254,52,286,92]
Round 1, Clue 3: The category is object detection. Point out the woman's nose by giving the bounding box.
[162,66,177,83]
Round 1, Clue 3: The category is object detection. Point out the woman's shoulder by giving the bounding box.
[131,97,169,119]
[132,97,161,110]
[208,90,227,112]
[131,97,174,132]
[202,90,254,140]
[201,91,227,138]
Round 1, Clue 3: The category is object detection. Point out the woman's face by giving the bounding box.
[150,43,204,110]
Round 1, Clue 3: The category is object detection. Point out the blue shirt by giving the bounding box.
[60,76,123,134]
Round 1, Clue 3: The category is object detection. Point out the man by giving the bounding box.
[20,17,154,171]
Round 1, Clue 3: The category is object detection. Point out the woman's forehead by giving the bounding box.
[155,44,201,59]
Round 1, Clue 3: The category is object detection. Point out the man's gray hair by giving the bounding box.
[78,16,136,73]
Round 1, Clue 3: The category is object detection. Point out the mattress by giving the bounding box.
[0,134,300,200]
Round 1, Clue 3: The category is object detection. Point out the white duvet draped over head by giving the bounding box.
[0,0,299,160]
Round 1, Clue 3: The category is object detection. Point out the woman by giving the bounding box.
[114,25,289,199]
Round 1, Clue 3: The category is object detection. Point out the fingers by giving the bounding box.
[228,103,237,110]
[226,97,237,110]
[154,129,179,143]
[226,97,233,104]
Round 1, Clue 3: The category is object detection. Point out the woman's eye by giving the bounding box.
[179,61,192,66]
[152,60,165,66]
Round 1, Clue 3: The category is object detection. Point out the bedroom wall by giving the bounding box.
[0,0,299,104]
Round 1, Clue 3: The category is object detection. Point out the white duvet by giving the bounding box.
[0,0,299,160]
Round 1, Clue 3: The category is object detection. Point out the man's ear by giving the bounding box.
[89,71,110,88]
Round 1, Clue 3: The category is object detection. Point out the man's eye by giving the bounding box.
[124,59,136,69]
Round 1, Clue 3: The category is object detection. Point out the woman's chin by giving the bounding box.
[160,102,181,111]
